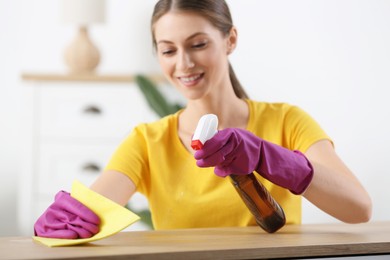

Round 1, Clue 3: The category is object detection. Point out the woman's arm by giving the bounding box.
[90,170,137,206]
[303,140,372,223]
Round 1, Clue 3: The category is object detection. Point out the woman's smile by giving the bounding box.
[178,73,204,87]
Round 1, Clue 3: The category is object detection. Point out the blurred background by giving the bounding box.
[0,0,389,236]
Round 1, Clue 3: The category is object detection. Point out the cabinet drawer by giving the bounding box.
[37,83,158,139]
[37,142,118,196]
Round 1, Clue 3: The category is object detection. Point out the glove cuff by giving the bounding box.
[289,150,314,195]
[256,140,314,195]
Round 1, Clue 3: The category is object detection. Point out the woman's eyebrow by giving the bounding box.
[157,32,208,45]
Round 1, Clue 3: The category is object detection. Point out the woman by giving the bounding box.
[34,0,372,238]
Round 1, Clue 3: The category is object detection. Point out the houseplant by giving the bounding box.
[135,74,183,117]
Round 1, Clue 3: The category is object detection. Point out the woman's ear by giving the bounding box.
[226,26,238,55]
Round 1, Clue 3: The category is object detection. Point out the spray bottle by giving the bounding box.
[191,114,286,233]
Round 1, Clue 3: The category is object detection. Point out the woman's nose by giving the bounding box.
[176,51,195,71]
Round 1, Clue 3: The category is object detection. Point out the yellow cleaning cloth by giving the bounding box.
[33,180,140,247]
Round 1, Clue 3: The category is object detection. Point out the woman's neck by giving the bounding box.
[179,94,249,135]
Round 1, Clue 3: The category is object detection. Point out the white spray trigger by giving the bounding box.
[191,114,218,150]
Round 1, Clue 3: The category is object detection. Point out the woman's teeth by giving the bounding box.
[181,74,201,82]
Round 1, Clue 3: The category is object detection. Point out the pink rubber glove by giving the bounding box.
[194,128,314,195]
[34,191,100,239]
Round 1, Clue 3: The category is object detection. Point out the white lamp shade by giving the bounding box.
[61,0,106,25]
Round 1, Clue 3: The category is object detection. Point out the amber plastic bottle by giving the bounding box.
[229,173,286,233]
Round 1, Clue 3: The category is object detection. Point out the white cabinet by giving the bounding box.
[19,74,158,235]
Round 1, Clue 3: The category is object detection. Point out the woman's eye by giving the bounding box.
[161,49,175,56]
[192,42,207,49]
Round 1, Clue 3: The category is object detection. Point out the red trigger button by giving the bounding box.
[191,140,203,150]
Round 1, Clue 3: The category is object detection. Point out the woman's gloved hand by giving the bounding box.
[194,128,314,195]
[34,191,100,239]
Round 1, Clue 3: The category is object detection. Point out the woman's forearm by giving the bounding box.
[90,170,136,207]
[303,161,372,223]
[303,140,372,223]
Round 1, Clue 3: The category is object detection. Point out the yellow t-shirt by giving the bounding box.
[105,100,331,229]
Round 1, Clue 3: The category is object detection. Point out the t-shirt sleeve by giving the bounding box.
[284,106,332,153]
[104,125,150,194]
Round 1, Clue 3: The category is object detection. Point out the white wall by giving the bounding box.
[0,0,389,236]
[0,0,24,236]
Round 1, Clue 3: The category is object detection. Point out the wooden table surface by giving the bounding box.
[1,222,390,260]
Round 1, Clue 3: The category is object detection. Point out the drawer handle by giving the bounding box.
[83,105,102,115]
[82,163,101,174]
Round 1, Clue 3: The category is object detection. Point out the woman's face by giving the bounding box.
[154,11,235,100]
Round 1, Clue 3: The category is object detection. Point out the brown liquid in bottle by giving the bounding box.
[230,173,286,233]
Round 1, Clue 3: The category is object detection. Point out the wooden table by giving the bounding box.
[1,222,389,260]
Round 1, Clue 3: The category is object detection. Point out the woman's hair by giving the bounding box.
[151,0,249,99]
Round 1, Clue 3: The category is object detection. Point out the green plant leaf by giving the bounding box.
[135,75,180,117]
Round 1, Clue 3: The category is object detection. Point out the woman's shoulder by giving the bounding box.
[246,99,300,115]
[133,112,179,138]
